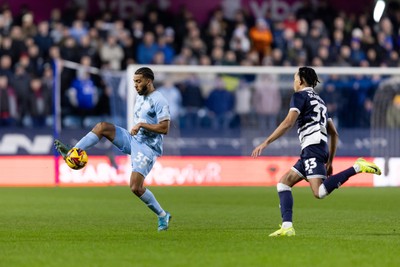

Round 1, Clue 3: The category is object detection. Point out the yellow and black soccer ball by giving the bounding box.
[65,148,88,170]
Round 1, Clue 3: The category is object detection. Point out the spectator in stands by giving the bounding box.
[376,31,393,63]
[349,39,366,66]
[210,46,224,65]
[206,8,228,42]
[283,12,298,33]
[48,8,62,30]
[0,55,14,80]
[270,48,284,65]
[386,94,400,128]
[330,29,345,62]
[111,19,131,42]
[249,18,273,63]
[99,35,124,70]
[234,79,253,128]
[158,80,182,127]
[11,63,30,125]
[272,21,286,52]
[65,69,99,128]
[173,46,197,65]
[334,45,352,66]
[229,23,250,62]
[385,50,400,67]
[183,21,202,49]
[366,48,380,67]
[360,25,375,51]
[69,20,89,44]
[10,26,28,58]
[286,37,307,65]
[253,74,281,130]
[136,31,158,64]
[0,74,18,126]
[49,21,64,44]
[320,75,342,127]
[344,74,375,127]
[316,45,330,66]
[206,77,235,130]
[21,12,36,37]
[222,50,238,66]
[296,18,309,40]
[130,19,144,46]
[78,34,100,67]
[178,75,204,129]
[26,44,43,76]
[0,35,19,65]
[34,21,53,60]
[304,24,324,62]
[60,36,80,62]
[157,35,175,64]
[24,77,52,127]
[41,63,53,92]
[0,8,13,36]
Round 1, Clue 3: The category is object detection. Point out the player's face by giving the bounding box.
[293,72,301,92]
[134,74,151,95]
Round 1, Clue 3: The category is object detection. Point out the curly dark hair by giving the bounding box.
[135,67,154,81]
[298,66,320,88]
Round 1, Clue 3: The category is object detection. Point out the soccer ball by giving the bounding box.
[65,148,88,170]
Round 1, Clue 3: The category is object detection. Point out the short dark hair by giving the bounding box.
[298,67,320,88]
[135,67,154,81]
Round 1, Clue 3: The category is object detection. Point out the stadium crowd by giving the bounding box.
[0,1,400,129]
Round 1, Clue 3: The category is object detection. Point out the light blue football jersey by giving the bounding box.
[133,90,170,156]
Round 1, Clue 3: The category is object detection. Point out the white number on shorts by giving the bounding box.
[304,158,317,174]
[133,152,150,169]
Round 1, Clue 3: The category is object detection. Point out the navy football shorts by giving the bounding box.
[291,142,329,180]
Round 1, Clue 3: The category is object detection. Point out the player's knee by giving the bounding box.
[92,121,107,133]
[277,182,292,192]
[315,184,328,199]
[131,185,144,197]
[312,191,322,199]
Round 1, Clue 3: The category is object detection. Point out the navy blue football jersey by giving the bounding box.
[289,87,330,150]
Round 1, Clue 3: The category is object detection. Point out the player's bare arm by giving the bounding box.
[326,119,339,176]
[130,120,170,135]
[251,110,299,158]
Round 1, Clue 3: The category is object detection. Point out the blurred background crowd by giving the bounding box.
[1,0,400,130]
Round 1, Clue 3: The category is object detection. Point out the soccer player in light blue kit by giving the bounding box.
[252,67,381,237]
[55,67,172,231]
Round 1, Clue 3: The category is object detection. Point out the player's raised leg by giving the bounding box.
[130,172,171,231]
[354,158,381,175]
[54,139,71,159]
[318,158,381,198]
[54,122,116,158]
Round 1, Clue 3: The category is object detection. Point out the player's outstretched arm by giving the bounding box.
[326,119,339,176]
[131,120,170,135]
[251,111,298,158]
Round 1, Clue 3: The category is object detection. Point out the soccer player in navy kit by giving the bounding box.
[55,67,172,231]
[251,67,381,237]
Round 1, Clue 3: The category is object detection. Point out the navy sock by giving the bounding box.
[278,190,293,222]
[323,167,356,194]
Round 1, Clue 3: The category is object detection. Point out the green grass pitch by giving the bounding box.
[0,186,399,267]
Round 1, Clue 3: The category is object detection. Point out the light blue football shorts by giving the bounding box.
[112,126,157,177]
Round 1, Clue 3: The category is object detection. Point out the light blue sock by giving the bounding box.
[139,189,165,216]
[75,132,100,150]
